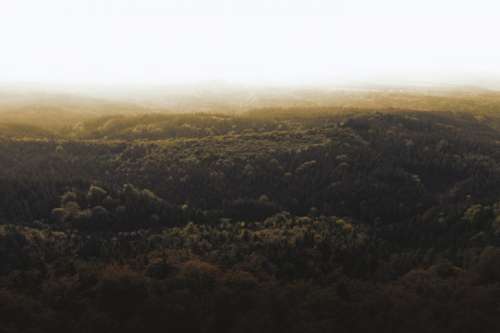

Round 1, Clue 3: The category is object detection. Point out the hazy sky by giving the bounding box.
[1,0,499,86]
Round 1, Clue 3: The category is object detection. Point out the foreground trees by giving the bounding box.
[2,109,500,332]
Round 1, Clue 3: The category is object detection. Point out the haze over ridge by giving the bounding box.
[1,0,499,86]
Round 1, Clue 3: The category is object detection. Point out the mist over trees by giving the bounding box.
[2,89,500,332]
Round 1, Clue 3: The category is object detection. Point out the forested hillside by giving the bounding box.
[2,97,500,332]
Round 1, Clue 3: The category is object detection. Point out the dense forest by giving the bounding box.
[2,90,500,332]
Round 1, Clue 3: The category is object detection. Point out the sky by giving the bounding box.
[1,0,499,86]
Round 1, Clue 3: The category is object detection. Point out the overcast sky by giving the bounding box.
[1,0,499,86]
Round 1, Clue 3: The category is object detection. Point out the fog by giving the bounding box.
[1,0,499,87]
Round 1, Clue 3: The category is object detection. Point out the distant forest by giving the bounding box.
[2,90,500,332]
